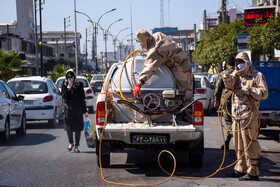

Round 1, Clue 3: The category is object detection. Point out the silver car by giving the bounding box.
[0,80,26,143]
[194,73,215,115]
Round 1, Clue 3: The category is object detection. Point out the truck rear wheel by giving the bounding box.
[96,138,110,168]
[188,137,204,167]
[97,154,110,168]
[189,153,203,167]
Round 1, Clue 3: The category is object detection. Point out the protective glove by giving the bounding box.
[133,84,141,97]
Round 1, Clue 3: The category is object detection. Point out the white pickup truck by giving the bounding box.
[92,55,204,168]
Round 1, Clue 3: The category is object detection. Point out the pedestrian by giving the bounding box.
[62,69,88,153]
[223,52,268,180]
[214,55,235,150]
[134,29,193,121]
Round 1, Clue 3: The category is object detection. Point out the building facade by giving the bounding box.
[41,31,81,59]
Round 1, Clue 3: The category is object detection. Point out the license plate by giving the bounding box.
[132,135,168,144]
[24,100,33,105]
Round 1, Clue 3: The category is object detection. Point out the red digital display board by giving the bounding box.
[245,7,275,27]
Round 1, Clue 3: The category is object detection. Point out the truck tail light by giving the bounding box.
[43,95,54,102]
[86,88,93,94]
[96,101,105,126]
[195,88,207,94]
[90,82,95,86]
[194,101,203,125]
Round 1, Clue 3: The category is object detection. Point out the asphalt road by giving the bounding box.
[0,114,279,187]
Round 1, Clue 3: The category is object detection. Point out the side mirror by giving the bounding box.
[18,95,25,101]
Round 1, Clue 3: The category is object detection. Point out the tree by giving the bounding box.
[248,15,280,61]
[192,19,249,70]
[49,64,68,82]
[0,50,29,81]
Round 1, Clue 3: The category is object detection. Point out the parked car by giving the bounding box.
[90,74,106,88]
[194,73,215,115]
[7,76,64,127]
[207,73,219,88]
[92,81,103,94]
[0,80,26,143]
[55,76,94,114]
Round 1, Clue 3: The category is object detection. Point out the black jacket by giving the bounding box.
[62,80,87,132]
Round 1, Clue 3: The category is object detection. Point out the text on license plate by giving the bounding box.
[132,135,168,144]
[24,100,33,105]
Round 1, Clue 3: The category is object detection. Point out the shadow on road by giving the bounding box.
[107,147,279,181]
[0,133,56,146]
[27,121,64,129]
[259,127,280,142]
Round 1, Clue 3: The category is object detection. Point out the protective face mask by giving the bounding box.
[237,63,246,70]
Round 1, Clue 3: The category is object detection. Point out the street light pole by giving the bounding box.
[39,0,43,77]
[114,27,129,62]
[75,11,98,73]
[104,18,123,73]
[96,8,116,73]
[74,0,78,74]
[34,0,39,75]
[120,33,132,61]
[64,16,70,59]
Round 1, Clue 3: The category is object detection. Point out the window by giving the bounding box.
[0,83,9,98]
[8,81,48,94]
[3,83,17,100]
[204,77,211,88]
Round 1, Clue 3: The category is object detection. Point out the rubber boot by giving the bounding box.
[221,135,232,150]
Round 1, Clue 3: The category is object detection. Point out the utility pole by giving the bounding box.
[74,0,78,75]
[168,0,171,26]
[6,24,9,51]
[194,24,197,50]
[276,0,279,15]
[119,41,122,61]
[92,31,95,72]
[56,38,58,57]
[160,0,164,27]
[104,30,107,73]
[85,28,88,74]
[130,2,134,51]
[64,16,70,59]
[113,36,116,62]
[94,22,98,73]
[203,10,207,31]
[39,0,43,77]
[221,0,228,23]
[34,0,39,75]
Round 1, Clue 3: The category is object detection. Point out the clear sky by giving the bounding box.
[0,0,251,57]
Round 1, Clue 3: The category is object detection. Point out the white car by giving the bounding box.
[7,76,64,127]
[55,76,94,113]
[207,73,219,88]
[194,73,215,115]
[0,80,26,143]
[90,74,106,88]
